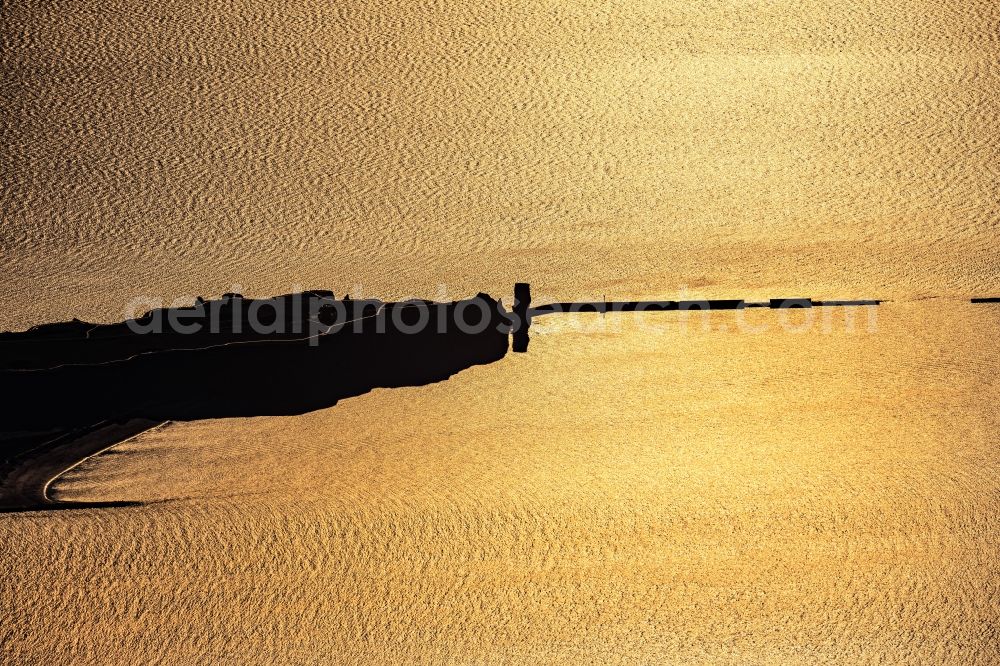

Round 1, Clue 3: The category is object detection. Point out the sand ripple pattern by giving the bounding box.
[3,0,1000,328]
[2,305,998,663]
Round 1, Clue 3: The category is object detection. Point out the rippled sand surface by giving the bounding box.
[2,305,998,662]
[3,0,1000,662]
[3,0,1000,329]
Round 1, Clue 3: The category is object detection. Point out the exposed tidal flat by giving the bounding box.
[2,0,1000,662]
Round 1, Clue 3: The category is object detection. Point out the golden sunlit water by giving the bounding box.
[2,0,999,662]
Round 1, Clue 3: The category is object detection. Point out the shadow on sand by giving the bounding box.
[0,292,512,511]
